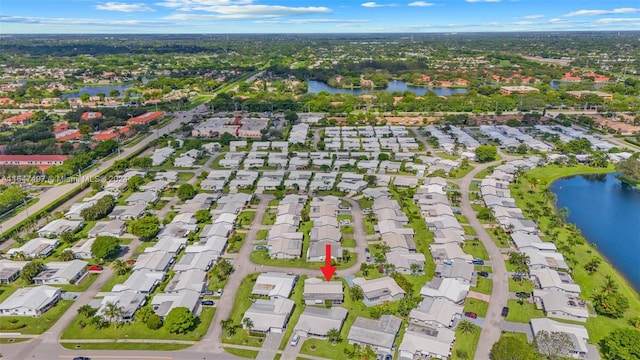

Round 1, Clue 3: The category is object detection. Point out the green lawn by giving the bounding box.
[100,272,131,292]
[514,164,640,345]
[471,277,493,295]
[250,249,356,270]
[473,167,493,180]
[462,239,489,260]
[224,347,259,359]
[505,299,545,323]
[256,229,268,241]
[221,273,266,347]
[177,172,195,181]
[61,342,190,351]
[448,164,475,179]
[238,211,256,227]
[463,299,489,317]
[268,198,280,207]
[357,198,373,210]
[462,225,477,236]
[227,232,247,253]
[278,276,307,350]
[451,324,481,360]
[363,218,375,235]
[342,237,356,248]
[508,278,534,293]
[61,307,215,341]
[0,300,73,334]
[261,211,276,225]
[54,273,99,292]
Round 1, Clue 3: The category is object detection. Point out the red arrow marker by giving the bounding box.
[320,244,337,281]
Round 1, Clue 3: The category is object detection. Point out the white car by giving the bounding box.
[290,334,300,346]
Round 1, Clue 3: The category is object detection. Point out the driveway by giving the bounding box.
[502,321,534,342]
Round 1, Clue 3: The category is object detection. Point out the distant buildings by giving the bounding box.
[500,86,540,95]
[0,154,68,170]
[126,111,164,126]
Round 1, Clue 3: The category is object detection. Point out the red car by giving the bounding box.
[88,265,104,272]
[125,259,136,265]
[464,312,478,319]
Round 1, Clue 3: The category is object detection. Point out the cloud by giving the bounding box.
[163,5,331,20]
[564,7,640,17]
[155,0,254,9]
[254,18,369,25]
[523,14,545,19]
[465,0,501,3]
[361,2,383,7]
[408,1,434,6]
[96,2,154,12]
[0,15,167,26]
[595,17,640,24]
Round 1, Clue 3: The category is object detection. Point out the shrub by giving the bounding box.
[146,314,163,330]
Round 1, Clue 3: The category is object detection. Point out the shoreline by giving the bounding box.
[548,171,640,295]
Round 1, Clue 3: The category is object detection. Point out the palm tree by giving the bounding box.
[242,317,254,335]
[457,320,477,334]
[348,343,363,359]
[601,275,618,296]
[326,328,342,344]
[112,259,130,276]
[102,302,125,328]
[410,263,422,276]
[77,304,95,318]
[517,292,529,306]
[11,251,28,261]
[59,250,76,262]
[362,345,377,360]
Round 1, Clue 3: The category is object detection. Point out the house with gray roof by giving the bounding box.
[303,278,344,305]
[294,306,348,338]
[164,269,207,294]
[98,290,146,322]
[33,260,88,285]
[87,220,126,238]
[435,260,475,284]
[133,251,174,272]
[0,285,60,316]
[399,327,455,360]
[125,191,159,205]
[530,318,591,359]
[70,238,95,259]
[38,219,83,237]
[386,252,425,275]
[409,297,463,329]
[174,251,217,272]
[307,240,342,262]
[348,315,402,354]
[112,270,165,294]
[252,272,297,299]
[352,277,405,306]
[533,289,589,323]
[0,260,29,284]
[8,238,58,258]
[109,204,146,220]
[242,298,295,334]
[420,277,470,304]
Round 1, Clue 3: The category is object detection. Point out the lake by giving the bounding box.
[550,80,606,90]
[307,80,468,96]
[551,173,640,291]
[62,78,152,99]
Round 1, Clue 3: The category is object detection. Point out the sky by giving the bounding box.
[2,0,640,33]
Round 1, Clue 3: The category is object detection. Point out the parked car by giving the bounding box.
[501,306,510,317]
[88,265,103,272]
[515,292,531,298]
[290,334,300,346]
[202,290,214,296]
[477,271,489,277]
[215,289,223,297]
[472,258,485,265]
[73,357,91,360]
[201,300,215,306]
[464,312,478,319]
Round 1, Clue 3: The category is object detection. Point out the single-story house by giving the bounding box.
[252,272,297,299]
[533,289,589,323]
[434,260,475,284]
[144,236,187,254]
[303,278,344,305]
[38,219,83,237]
[112,270,165,294]
[98,290,146,322]
[8,238,59,258]
[352,277,405,306]
[294,306,348,338]
[530,318,591,359]
[70,238,95,259]
[399,327,455,360]
[125,192,159,205]
[65,201,96,220]
[133,251,174,272]
[173,251,217,272]
[242,298,295,334]
[0,285,61,316]
[420,277,470,304]
[109,204,146,220]
[348,315,402,354]
[0,260,29,284]
[429,243,473,263]
[164,269,207,293]
[33,260,88,285]
[409,297,463,329]
[385,252,426,274]
[151,291,201,318]
[87,220,126,238]
[530,268,582,294]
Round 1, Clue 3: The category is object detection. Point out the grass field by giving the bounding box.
[463,298,489,318]
[505,299,545,323]
[224,347,259,359]
[0,300,73,334]
[61,342,190,351]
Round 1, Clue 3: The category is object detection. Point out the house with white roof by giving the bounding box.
[430,243,473,263]
[399,327,455,360]
[533,289,589,323]
[242,298,295,334]
[420,277,470,304]
[109,204,146,220]
[0,260,29,284]
[70,238,95,259]
[386,252,426,274]
[112,270,165,294]
[173,251,217,272]
[0,285,61,316]
[294,306,348,338]
[38,219,83,237]
[87,220,126,238]
[530,318,591,359]
[133,251,174,272]
[8,238,59,258]
[252,272,297,299]
[33,260,88,285]
[125,191,158,205]
[144,236,187,254]
[530,268,581,294]
[409,296,463,329]
[65,201,96,220]
[435,260,475,284]
[352,277,405,306]
[164,269,207,293]
[522,248,569,271]
[98,290,146,322]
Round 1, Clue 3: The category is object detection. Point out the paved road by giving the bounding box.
[457,159,513,360]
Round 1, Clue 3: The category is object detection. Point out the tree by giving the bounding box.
[177,183,196,201]
[134,306,154,323]
[410,262,422,275]
[91,236,121,260]
[584,257,601,274]
[90,181,104,192]
[195,209,210,223]
[59,249,77,261]
[457,320,478,334]
[616,155,640,185]
[77,304,96,319]
[128,216,160,241]
[475,145,498,163]
[534,330,574,360]
[326,328,342,344]
[491,335,536,360]
[165,307,196,334]
[284,111,298,125]
[20,261,44,283]
[127,175,144,192]
[109,89,120,98]
[350,285,364,301]
[601,275,619,296]
[219,132,236,146]
[601,328,640,360]
[111,259,131,276]
[242,317,254,335]
[101,301,125,328]
[146,314,163,330]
